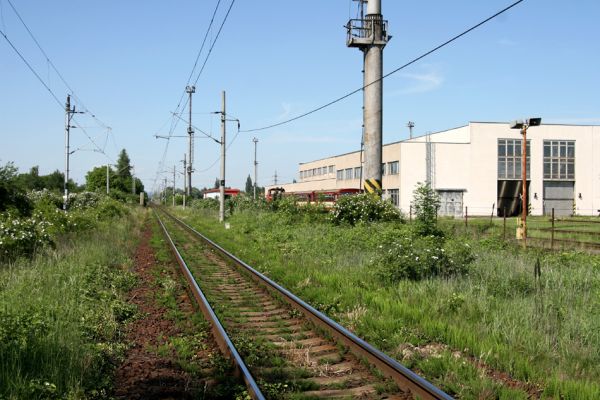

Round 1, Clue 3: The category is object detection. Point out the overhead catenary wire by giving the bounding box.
[241,0,525,133]
[151,0,237,194]
[1,30,111,161]
[6,0,112,132]
[0,27,63,108]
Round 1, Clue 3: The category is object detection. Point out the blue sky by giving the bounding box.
[1,0,599,193]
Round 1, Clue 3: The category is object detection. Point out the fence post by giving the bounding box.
[503,207,507,240]
[409,205,412,223]
[490,202,495,226]
[551,207,555,250]
[465,206,468,228]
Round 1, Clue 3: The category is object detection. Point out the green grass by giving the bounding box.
[441,214,600,251]
[174,207,600,399]
[0,208,143,399]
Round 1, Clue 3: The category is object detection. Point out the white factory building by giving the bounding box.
[267,122,600,217]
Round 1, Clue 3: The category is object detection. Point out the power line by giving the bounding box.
[6,0,112,131]
[152,0,237,193]
[192,0,236,87]
[242,0,525,133]
[0,27,63,108]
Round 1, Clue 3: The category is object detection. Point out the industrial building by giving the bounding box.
[266,122,600,217]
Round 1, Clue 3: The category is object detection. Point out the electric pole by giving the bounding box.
[173,165,176,207]
[131,166,136,195]
[273,170,278,185]
[186,85,195,196]
[219,91,226,222]
[182,153,187,208]
[163,178,168,205]
[347,0,389,196]
[63,95,79,210]
[106,164,110,194]
[253,137,259,200]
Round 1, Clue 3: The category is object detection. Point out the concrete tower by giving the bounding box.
[347,0,390,195]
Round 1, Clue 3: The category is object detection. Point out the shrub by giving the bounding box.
[27,189,62,209]
[228,195,268,213]
[411,183,442,237]
[331,193,403,225]
[192,198,220,211]
[0,212,53,261]
[375,231,474,282]
[69,191,102,210]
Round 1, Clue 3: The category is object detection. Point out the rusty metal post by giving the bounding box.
[521,125,528,248]
[551,207,555,250]
[503,208,507,240]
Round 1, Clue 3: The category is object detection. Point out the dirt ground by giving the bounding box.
[113,224,215,400]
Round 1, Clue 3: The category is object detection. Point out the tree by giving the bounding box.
[245,175,253,194]
[213,178,220,189]
[86,166,111,192]
[411,182,442,237]
[0,162,32,216]
[116,149,132,181]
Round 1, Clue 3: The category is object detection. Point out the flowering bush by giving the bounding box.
[0,212,53,260]
[69,191,102,210]
[375,232,474,282]
[27,189,62,209]
[331,193,403,225]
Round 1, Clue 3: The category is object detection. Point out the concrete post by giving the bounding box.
[186,86,195,196]
[219,91,226,222]
[253,137,258,200]
[347,0,388,196]
[64,95,71,210]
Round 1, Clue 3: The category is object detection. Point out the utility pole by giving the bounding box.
[182,153,187,208]
[163,178,168,205]
[172,165,176,207]
[407,121,415,139]
[186,85,195,196]
[106,164,110,194]
[219,91,226,222]
[63,95,80,210]
[253,137,259,200]
[131,166,136,195]
[273,170,278,185]
[347,0,389,196]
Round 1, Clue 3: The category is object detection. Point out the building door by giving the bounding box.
[543,181,574,216]
[437,190,463,218]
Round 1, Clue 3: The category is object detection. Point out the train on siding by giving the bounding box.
[266,187,361,207]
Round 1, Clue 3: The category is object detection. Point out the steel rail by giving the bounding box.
[154,210,266,400]
[161,208,453,400]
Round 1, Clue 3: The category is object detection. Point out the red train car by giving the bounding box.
[267,188,360,207]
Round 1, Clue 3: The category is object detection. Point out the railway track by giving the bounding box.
[154,208,453,400]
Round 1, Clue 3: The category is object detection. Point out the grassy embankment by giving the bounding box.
[0,208,143,399]
[175,207,600,399]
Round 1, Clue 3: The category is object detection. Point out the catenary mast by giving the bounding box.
[347,0,390,196]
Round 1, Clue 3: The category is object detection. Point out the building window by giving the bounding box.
[329,165,334,174]
[388,189,399,206]
[337,169,344,180]
[345,168,353,180]
[498,139,530,180]
[381,163,386,176]
[388,161,399,175]
[544,140,575,180]
[354,166,361,179]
